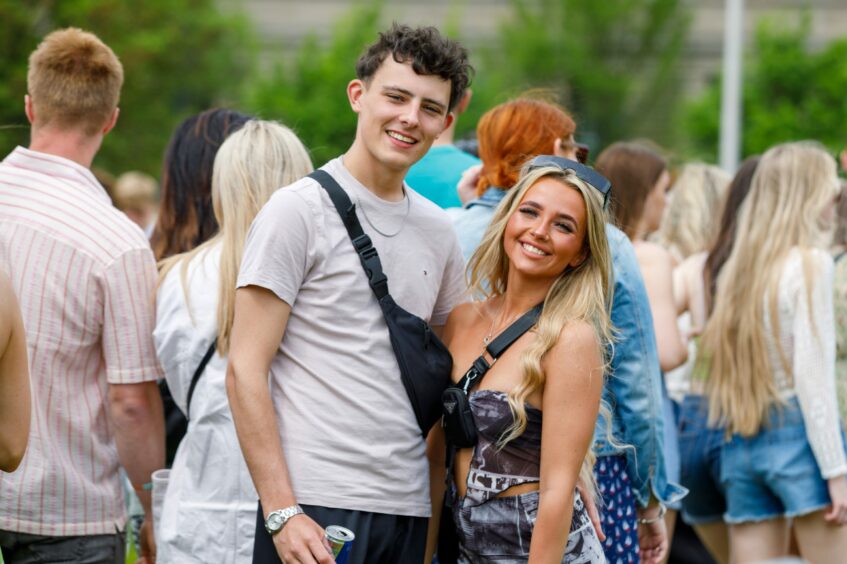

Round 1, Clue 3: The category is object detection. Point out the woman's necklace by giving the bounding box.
[357,191,411,238]
[482,300,522,347]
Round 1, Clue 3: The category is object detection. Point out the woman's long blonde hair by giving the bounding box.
[702,142,839,436]
[469,164,615,445]
[158,120,313,354]
[656,164,732,260]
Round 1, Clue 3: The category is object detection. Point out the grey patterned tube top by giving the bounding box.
[463,389,542,507]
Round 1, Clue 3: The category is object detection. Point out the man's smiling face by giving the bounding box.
[347,57,454,174]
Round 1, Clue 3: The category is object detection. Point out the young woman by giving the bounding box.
[672,156,759,564]
[701,142,847,562]
[431,158,612,562]
[595,142,688,552]
[153,120,313,563]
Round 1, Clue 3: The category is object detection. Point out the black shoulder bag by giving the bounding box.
[308,170,453,436]
[437,303,542,564]
[160,338,217,466]
[441,304,543,448]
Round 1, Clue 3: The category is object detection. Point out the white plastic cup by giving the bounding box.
[151,469,170,542]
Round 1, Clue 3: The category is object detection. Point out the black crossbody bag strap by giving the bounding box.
[456,303,544,394]
[185,338,218,421]
[308,170,389,299]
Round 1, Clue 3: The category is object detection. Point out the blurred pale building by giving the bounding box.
[236,0,847,96]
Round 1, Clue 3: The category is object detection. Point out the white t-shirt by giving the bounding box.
[237,157,466,517]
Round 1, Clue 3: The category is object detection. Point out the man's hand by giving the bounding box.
[273,515,334,564]
[637,506,668,564]
[136,515,156,564]
[576,480,606,542]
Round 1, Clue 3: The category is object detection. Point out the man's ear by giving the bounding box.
[347,79,366,113]
[102,107,119,135]
[24,95,35,125]
[439,112,455,135]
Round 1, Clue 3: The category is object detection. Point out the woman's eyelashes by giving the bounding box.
[519,207,575,233]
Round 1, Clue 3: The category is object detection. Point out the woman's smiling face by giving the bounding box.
[503,176,588,283]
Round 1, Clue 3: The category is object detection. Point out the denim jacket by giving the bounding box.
[449,187,506,262]
[596,225,687,507]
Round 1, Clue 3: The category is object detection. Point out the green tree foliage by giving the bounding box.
[686,16,847,161]
[460,0,691,152]
[0,0,254,177]
[245,2,383,166]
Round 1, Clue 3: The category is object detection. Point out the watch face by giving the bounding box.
[267,512,284,531]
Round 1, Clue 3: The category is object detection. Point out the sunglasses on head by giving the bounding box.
[527,155,612,208]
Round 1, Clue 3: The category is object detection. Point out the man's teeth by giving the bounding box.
[388,131,416,143]
[522,243,547,256]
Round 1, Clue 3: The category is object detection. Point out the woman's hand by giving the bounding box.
[825,474,847,524]
[637,505,668,564]
[456,164,482,206]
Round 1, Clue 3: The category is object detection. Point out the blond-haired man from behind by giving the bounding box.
[0,28,164,563]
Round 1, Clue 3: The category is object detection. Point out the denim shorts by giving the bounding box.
[678,394,726,525]
[721,397,839,524]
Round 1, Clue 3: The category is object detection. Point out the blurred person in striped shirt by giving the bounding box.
[0,28,164,564]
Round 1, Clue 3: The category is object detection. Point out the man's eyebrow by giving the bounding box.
[382,86,448,112]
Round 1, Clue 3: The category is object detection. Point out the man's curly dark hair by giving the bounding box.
[355,23,473,112]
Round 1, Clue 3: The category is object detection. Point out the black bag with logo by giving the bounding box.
[441,304,543,447]
[308,170,453,436]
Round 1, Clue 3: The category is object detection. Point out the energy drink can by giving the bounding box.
[325,525,355,564]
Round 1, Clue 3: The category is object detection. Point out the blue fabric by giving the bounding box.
[449,186,505,263]
[661,382,682,510]
[405,145,480,209]
[595,454,639,564]
[721,397,838,524]
[594,224,687,508]
[678,394,726,525]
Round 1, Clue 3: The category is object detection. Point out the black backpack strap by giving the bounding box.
[457,303,543,393]
[308,170,389,299]
[185,338,218,421]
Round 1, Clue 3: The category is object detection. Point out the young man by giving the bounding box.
[0,28,164,563]
[227,24,472,564]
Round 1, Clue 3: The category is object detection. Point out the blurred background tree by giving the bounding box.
[458,0,692,153]
[686,14,847,161]
[0,0,254,177]
[245,2,382,166]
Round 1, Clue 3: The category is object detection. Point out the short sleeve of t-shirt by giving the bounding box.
[101,247,163,384]
[237,183,320,305]
[431,236,467,326]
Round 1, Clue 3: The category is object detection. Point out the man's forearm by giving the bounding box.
[110,380,165,514]
[227,361,297,514]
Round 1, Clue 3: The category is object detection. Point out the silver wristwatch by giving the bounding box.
[264,505,304,535]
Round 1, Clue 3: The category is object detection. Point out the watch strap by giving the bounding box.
[264,504,304,535]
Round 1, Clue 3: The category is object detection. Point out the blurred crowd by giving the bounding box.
[1,23,847,564]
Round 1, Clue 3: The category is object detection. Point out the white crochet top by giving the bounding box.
[766,247,847,478]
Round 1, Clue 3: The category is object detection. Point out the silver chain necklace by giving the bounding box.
[357,191,411,238]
